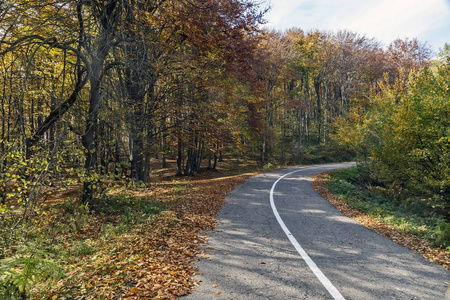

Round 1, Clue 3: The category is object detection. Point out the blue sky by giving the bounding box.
[264,0,450,54]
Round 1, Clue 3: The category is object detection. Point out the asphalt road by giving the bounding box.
[182,163,449,299]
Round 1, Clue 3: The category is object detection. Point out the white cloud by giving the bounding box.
[264,0,450,51]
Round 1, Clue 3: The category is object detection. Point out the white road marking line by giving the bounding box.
[270,168,346,300]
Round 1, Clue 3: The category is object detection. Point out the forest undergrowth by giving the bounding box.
[0,159,260,299]
[313,167,450,270]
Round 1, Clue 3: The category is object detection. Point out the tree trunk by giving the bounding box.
[130,136,145,182]
[213,152,218,170]
[323,78,328,145]
[82,61,101,203]
[314,78,322,143]
[114,137,121,179]
[184,145,194,175]
[176,76,183,176]
[81,3,117,201]
[195,139,203,173]
[298,109,302,148]
[159,117,167,168]
[176,136,183,176]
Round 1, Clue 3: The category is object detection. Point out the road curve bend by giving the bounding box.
[183,163,449,300]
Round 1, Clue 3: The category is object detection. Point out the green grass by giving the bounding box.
[326,167,450,251]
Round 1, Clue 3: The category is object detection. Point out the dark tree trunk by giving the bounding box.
[130,137,145,182]
[195,139,203,173]
[81,0,118,201]
[208,155,212,169]
[314,78,322,143]
[213,152,218,170]
[176,76,183,176]
[114,138,121,179]
[161,118,167,168]
[184,146,194,175]
[176,136,183,176]
[82,62,101,203]
[184,136,203,175]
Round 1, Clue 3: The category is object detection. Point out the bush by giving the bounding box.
[436,223,450,249]
[337,61,450,213]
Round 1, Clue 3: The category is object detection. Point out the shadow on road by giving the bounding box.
[183,165,449,300]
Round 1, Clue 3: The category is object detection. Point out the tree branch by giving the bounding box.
[26,72,89,149]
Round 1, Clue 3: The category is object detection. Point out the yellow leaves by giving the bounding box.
[39,170,256,299]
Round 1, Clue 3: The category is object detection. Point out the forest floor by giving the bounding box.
[6,161,448,299]
[39,158,264,299]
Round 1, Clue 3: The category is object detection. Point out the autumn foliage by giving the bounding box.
[0,0,449,297]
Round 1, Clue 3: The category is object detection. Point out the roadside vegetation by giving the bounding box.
[0,159,261,299]
[327,167,450,250]
[337,53,450,221]
[316,167,450,269]
[327,46,450,266]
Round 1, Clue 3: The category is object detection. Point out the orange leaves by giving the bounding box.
[44,170,256,299]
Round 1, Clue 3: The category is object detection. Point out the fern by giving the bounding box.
[0,246,65,299]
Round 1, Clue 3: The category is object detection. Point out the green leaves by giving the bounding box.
[0,245,64,299]
[338,59,450,213]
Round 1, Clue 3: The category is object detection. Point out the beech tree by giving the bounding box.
[338,58,450,211]
[1,0,442,217]
[0,1,87,211]
[385,37,432,82]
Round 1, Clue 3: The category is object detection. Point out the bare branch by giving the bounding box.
[26,71,89,149]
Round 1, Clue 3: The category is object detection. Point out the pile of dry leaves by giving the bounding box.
[44,171,257,299]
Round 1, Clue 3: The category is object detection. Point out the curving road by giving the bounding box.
[182,163,449,299]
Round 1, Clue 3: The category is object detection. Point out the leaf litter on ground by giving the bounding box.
[21,166,448,299]
[43,170,258,299]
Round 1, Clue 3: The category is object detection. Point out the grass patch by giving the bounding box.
[326,167,450,251]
